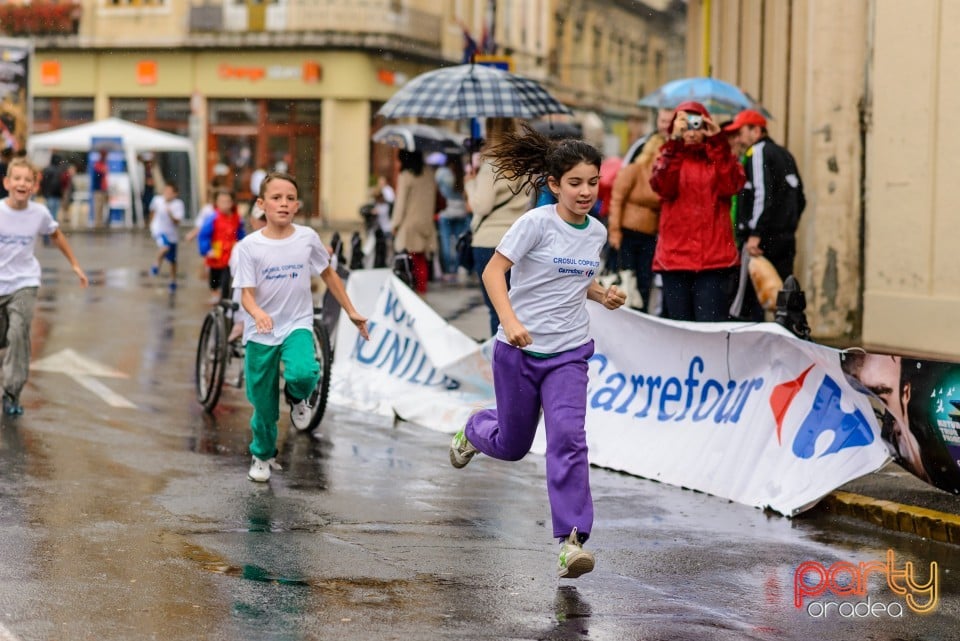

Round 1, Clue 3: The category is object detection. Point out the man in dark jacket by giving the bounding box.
[724,109,806,321]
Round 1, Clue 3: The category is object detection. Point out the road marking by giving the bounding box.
[30,348,137,409]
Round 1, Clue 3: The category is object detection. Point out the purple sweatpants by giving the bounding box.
[466,339,595,541]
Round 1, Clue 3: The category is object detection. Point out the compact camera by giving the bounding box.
[686,114,704,130]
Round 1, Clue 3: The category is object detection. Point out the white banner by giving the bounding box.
[332,271,890,515]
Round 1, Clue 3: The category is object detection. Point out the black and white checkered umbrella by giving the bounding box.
[377,64,571,120]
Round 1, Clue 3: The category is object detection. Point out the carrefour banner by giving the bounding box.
[331,270,890,515]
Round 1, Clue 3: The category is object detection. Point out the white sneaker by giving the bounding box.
[248,456,281,482]
[558,527,595,579]
[289,391,317,431]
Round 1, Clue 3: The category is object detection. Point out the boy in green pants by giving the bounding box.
[232,172,370,482]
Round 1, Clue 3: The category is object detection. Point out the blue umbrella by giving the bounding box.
[638,77,771,118]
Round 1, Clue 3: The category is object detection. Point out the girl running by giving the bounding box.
[449,124,626,578]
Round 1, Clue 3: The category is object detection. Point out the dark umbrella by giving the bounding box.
[371,123,464,155]
[377,63,571,120]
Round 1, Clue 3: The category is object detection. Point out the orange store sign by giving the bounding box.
[218,62,321,83]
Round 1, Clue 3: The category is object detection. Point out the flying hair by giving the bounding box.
[485,122,602,195]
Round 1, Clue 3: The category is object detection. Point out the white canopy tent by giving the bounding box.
[27,117,199,228]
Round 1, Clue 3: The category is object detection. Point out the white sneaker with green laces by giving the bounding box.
[449,428,479,468]
[248,456,282,482]
[558,527,595,578]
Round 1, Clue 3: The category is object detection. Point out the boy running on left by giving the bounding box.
[0,157,88,415]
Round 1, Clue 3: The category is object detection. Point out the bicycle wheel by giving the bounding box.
[305,319,333,430]
[195,307,228,412]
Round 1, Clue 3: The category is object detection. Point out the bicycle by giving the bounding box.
[195,299,333,431]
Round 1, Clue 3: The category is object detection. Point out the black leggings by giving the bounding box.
[208,267,232,299]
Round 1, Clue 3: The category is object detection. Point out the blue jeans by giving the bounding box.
[660,268,737,322]
[45,197,61,221]
[438,216,472,274]
[472,246,510,337]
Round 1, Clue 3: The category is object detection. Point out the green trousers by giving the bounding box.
[244,328,319,460]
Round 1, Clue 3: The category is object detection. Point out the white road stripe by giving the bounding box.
[72,375,138,409]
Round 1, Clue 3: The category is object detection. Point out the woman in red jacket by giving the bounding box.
[650,101,745,321]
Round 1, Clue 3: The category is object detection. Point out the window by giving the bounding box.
[209,99,258,125]
[109,97,190,135]
[106,0,167,6]
[32,97,94,133]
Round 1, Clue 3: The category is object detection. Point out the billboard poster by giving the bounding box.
[0,38,31,151]
[841,351,960,494]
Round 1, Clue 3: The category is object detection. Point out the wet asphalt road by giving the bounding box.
[1,231,959,640]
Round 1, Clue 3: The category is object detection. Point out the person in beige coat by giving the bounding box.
[607,133,664,313]
[464,117,531,335]
[391,150,438,293]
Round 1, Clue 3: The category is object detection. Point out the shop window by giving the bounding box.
[209,99,258,125]
[266,100,292,123]
[111,99,148,122]
[294,101,321,124]
[32,97,94,133]
[106,0,167,6]
[109,97,190,135]
[154,99,192,124]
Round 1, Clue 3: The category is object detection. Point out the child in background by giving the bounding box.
[148,183,185,291]
[0,157,88,415]
[226,203,267,344]
[232,172,370,482]
[448,124,626,579]
[198,189,245,305]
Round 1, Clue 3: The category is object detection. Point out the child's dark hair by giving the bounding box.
[259,171,299,199]
[398,149,424,176]
[485,122,602,194]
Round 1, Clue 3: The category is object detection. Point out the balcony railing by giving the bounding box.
[188,1,440,49]
[0,3,80,37]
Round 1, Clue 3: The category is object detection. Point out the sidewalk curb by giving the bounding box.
[819,491,960,544]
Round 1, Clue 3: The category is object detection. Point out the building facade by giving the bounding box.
[685,0,959,358]
[24,0,684,226]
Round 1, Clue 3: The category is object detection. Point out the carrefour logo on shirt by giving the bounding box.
[262,263,304,281]
[554,256,599,278]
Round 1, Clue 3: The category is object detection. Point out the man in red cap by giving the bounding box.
[723,109,805,321]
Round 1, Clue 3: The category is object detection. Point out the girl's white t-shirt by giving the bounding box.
[232,224,330,346]
[495,204,607,354]
[0,199,58,296]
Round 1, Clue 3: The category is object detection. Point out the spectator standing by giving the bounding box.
[432,153,470,282]
[391,150,438,294]
[622,108,674,166]
[608,133,665,313]
[463,117,531,335]
[723,109,806,321]
[39,155,66,222]
[650,101,745,321]
[91,151,109,228]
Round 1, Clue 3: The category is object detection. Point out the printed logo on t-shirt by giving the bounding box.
[262,262,304,281]
[552,256,600,278]
[0,234,33,247]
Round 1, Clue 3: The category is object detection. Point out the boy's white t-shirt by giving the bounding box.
[149,195,185,241]
[0,199,58,296]
[232,224,331,346]
[495,204,607,354]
